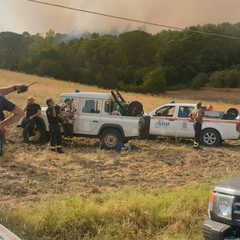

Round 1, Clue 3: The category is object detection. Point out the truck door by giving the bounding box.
[175,106,195,137]
[77,98,102,135]
[149,105,176,136]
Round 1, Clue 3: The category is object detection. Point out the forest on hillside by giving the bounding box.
[1,22,240,93]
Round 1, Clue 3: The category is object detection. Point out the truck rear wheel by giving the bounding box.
[100,129,123,150]
[200,129,221,147]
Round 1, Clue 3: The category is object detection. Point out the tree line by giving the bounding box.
[1,22,240,93]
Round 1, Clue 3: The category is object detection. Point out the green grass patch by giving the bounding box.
[0,183,213,240]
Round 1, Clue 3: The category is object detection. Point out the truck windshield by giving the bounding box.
[155,106,175,117]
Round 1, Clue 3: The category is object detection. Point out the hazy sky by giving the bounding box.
[1,0,240,35]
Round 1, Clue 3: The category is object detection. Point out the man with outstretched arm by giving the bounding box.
[0,84,27,155]
[0,84,27,133]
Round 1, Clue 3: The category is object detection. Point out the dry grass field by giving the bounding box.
[0,69,240,206]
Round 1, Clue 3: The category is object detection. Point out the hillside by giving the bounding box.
[0,69,240,206]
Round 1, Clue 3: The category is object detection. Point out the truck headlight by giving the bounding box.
[209,192,234,220]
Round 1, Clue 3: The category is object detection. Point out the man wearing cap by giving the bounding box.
[23,96,41,141]
[61,98,76,144]
[189,102,203,148]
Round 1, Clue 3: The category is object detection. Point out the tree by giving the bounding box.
[0,31,32,70]
[143,67,166,93]
[159,24,240,86]
[119,30,158,85]
[78,38,127,87]
[19,30,58,74]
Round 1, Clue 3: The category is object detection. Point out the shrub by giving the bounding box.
[191,73,208,90]
[224,69,240,88]
[143,67,167,93]
[209,71,226,88]
[210,69,240,88]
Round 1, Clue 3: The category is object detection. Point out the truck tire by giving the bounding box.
[200,128,221,147]
[22,122,47,144]
[227,108,239,118]
[100,129,123,150]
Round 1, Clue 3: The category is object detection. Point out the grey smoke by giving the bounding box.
[1,0,240,35]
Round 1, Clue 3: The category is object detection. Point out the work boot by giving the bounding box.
[50,147,56,152]
[193,141,200,148]
[29,136,34,142]
[57,148,64,154]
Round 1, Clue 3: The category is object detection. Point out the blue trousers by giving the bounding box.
[193,122,202,143]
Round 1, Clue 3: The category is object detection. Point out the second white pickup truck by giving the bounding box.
[147,102,240,147]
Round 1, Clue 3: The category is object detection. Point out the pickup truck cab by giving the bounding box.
[147,102,240,147]
[20,91,148,150]
[202,176,240,240]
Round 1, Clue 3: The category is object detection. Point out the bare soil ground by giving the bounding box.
[1,120,240,205]
[0,70,240,205]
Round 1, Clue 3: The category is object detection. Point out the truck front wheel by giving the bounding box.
[100,129,123,150]
[200,129,221,147]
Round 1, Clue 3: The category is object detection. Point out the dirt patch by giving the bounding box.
[1,127,240,205]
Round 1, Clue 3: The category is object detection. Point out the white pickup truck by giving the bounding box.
[20,90,149,149]
[147,102,240,147]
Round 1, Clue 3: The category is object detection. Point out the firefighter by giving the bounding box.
[46,98,64,153]
[23,96,41,141]
[61,98,76,144]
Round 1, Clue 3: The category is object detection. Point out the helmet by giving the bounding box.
[64,98,71,103]
[28,96,35,100]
